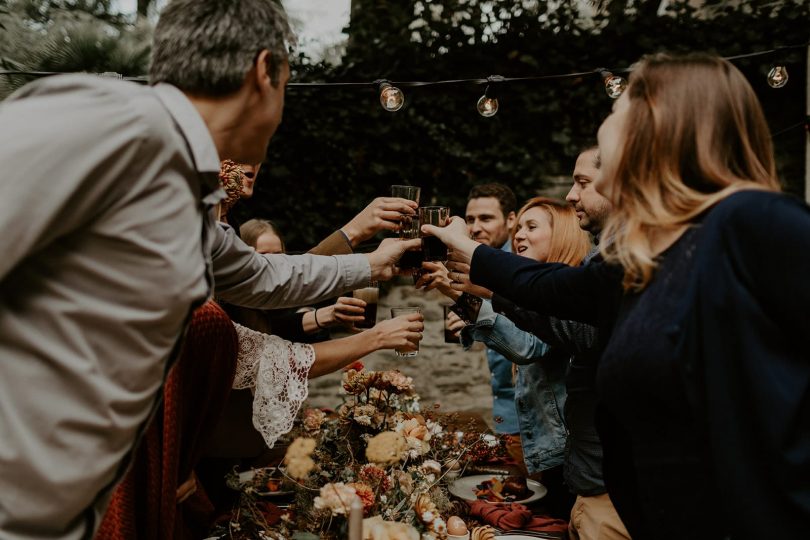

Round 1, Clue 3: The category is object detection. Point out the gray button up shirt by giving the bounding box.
[0,75,370,539]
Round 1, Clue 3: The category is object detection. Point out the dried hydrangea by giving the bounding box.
[366,431,408,466]
[284,437,317,479]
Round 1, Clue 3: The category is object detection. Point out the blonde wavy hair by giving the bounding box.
[240,218,286,252]
[510,197,590,380]
[599,53,780,291]
[512,197,592,266]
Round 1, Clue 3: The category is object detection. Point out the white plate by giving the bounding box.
[237,466,275,484]
[448,475,547,504]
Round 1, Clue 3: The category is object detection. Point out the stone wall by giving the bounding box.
[306,277,495,428]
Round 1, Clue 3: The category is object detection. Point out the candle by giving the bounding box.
[348,496,363,540]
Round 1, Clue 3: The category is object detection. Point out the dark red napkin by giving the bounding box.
[469,500,568,532]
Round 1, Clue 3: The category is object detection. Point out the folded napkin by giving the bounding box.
[469,501,568,532]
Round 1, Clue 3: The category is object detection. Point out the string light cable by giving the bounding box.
[0,41,806,119]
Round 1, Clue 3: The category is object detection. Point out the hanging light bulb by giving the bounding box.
[377,80,405,112]
[477,94,498,117]
[476,75,504,117]
[767,65,789,88]
[600,70,627,99]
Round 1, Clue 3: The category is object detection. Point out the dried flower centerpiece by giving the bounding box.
[213,363,506,539]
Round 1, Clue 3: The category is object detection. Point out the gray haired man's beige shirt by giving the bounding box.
[0,75,370,539]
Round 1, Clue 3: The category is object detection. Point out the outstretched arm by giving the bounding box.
[422,217,622,324]
[340,197,418,247]
[468,244,621,326]
[460,301,551,366]
[211,225,419,308]
[308,313,424,377]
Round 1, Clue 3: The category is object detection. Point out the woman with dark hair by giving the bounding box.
[426,53,810,538]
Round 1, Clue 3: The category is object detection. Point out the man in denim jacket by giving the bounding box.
[462,184,522,457]
[491,148,629,539]
[459,298,569,479]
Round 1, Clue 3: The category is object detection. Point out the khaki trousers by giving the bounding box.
[569,493,631,540]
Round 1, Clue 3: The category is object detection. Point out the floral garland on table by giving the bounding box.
[211,361,506,539]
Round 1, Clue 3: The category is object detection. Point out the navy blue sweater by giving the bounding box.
[470,190,810,538]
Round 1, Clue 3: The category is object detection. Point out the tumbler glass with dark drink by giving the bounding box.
[419,206,450,262]
[397,205,423,269]
[352,282,379,329]
[443,304,461,343]
[399,250,424,269]
[391,185,423,269]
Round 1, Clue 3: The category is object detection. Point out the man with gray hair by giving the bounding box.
[0,2,418,539]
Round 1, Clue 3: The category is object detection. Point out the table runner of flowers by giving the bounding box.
[211,361,505,539]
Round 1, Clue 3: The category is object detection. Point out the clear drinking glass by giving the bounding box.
[390,306,422,357]
[391,185,423,269]
[352,282,379,329]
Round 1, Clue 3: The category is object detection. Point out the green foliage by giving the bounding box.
[236,0,809,250]
[0,1,8,30]
[0,0,806,250]
[0,0,150,98]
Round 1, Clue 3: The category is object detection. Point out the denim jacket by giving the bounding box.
[461,301,569,473]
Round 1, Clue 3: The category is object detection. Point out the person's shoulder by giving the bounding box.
[10,73,145,104]
[704,189,810,256]
[9,74,174,139]
[707,189,806,227]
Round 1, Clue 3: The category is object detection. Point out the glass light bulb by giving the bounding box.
[604,75,627,99]
[476,95,499,117]
[767,66,789,88]
[380,85,405,112]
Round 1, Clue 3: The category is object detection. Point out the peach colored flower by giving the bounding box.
[397,418,430,442]
[302,408,326,431]
[371,370,414,394]
[415,493,438,519]
[421,459,441,476]
[353,404,379,427]
[313,482,357,516]
[395,471,414,495]
[430,517,447,535]
[342,369,369,395]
